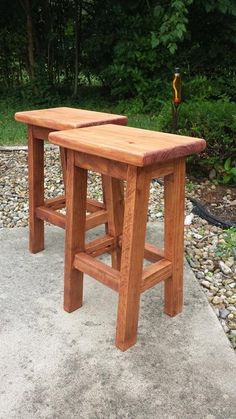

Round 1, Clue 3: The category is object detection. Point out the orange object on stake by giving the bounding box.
[172,67,181,132]
[172,67,182,105]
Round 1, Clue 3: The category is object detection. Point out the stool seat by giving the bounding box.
[15,107,127,131]
[49,124,206,166]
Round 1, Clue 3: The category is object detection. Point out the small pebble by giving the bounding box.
[201,280,211,289]
[225,257,235,268]
[184,213,194,226]
[219,261,232,275]
[220,308,230,319]
[212,296,223,305]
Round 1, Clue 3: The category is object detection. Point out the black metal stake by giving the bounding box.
[172,102,180,133]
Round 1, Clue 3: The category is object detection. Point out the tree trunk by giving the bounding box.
[21,0,35,80]
[73,0,82,97]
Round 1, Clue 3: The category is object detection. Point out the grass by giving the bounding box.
[216,227,236,260]
[0,99,28,145]
[0,88,160,146]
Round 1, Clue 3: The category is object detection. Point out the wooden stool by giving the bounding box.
[14,107,127,254]
[49,124,206,351]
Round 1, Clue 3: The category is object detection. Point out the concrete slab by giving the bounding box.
[0,224,236,419]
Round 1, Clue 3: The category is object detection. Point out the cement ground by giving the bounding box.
[0,224,236,419]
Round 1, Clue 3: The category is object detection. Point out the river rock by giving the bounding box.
[201,280,211,289]
[212,296,223,305]
[184,213,194,226]
[219,261,232,275]
[225,257,235,268]
[219,308,230,319]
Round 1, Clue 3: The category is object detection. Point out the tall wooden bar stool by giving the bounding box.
[49,124,206,351]
[14,107,127,255]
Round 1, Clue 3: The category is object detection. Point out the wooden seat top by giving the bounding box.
[49,124,206,167]
[14,107,127,130]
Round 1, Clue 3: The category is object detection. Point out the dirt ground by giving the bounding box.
[193,183,236,223]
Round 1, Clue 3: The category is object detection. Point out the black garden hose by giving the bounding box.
[154,179,236,229]
[189,196,236,229]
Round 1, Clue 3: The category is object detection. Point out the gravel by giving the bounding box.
[1,148,236,351]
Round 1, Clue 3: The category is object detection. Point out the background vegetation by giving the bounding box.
[0,0,235,183]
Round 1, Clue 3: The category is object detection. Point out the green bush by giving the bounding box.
[182,72,236,103]
[216,228,236,260]
[156,100,236,183]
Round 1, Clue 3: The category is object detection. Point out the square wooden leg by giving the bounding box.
[102,176,124,270]
[116,166,150,351]
[64,150,87,312]
[60,146,67,194]
[28,126,44,253]
[164,158,185,316]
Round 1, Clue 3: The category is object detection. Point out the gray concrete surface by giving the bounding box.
[0,224,236,419]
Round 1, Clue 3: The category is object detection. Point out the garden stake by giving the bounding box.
[172,67,182,133]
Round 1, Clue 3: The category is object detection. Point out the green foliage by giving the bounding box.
[0,0,236,185]
[114,98,145,115]
[151,0,193,54]
[186,180,196,193]
[183,72,236,102]
[215,158,236,185]
[1,0,236,101]
[183,76,213,101]
[216,228,236,260]
[156,100,236,182]
[0,97,27,145]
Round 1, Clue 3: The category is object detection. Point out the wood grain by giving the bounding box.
[102,176,124,270]
[36,206,108,231]
[63,150,87,312]
[15,107,127,130]
[36,206,66,229]
[144,242,165,262]
[75,152,128,180]
[60,147,67,194]
[74,252,120,292]
[31,126,52,141]
[44,195,66,210]
[49,124,206,167]
[85,210,108,230]
[164,158,185,316]
[85,234,115,257]
[141,259,172,293]
[116,166,150,351]
[86,198,105,212]
[118,237,165,263]
[44,196,105,212]
[28,126,44,253]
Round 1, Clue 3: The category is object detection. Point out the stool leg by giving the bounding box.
[28,126,44,253]
[102,176,124,270]
[164,158,185,316]
[64,150,87,312]
[60,146,67,194]
[116,167,150,351]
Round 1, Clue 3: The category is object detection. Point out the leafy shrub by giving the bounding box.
[156,100,236,182]
[216,228,236,260]
[114,97,145,115]
[183,76,214,101]
[214,158,236,185]
[183,72,236,103]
